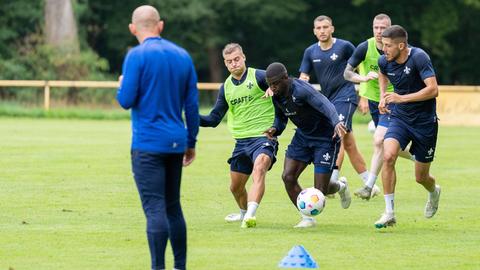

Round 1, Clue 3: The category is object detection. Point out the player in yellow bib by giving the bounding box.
[200,43,286,228]
[344,14,414,199]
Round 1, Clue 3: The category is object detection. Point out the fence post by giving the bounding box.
[44,81,50,111]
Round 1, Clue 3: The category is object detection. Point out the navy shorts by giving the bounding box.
[332,100,357,132]
[385,116,438,163]
[228,137,278,175]
[285,131,340,172]
[368,100,391,128]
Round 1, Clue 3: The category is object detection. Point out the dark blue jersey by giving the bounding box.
[200,68,286,135]
[299,38,357,102]
[378,47,436,124]
[272,78,340,141]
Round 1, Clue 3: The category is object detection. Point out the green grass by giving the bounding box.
[0,118,479,270]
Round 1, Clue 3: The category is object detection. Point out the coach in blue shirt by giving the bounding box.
[116,5,199,270]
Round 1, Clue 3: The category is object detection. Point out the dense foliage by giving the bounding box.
[0,0,479,105]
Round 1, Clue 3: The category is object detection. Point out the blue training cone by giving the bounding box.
[278,245,318,268]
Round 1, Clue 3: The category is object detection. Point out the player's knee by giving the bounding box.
[252,162,269,176]
[229,182,244,195]
[415,171,430,184]
[282,172,297,187]
[343,138,355,151]
[383,151,397,166]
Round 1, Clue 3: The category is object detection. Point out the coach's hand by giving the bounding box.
[333,122,347,139]
[263,127,277,140]
[183,148,196,167]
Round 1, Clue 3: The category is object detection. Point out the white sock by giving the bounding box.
[337,181,346,193]
[330,169,339,183]
[359,171,369,184]
[244,202,258,219]
[429,186,439,199]
[384,193,395,214]
[365,173,377,188]
[240,209,247,219]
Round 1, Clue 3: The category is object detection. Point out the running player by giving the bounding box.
[374,25,441,228]
[343,13,415,200]
[200,43,286,228]
[265,62,350,228]
[299,15,369,189]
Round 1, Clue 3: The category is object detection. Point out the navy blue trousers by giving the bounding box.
[131,150,187,270]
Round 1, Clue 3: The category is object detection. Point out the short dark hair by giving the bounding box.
[382,25,408,43]
[266,62,288,83]
[314,15,332,25]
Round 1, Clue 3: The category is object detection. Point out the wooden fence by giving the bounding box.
[0,80,479,125]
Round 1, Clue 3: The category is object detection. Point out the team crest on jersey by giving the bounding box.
[330,53,338,61]
[403,66,411,75]
[246,81,254,89]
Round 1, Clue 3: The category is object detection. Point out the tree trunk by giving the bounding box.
[44,0,79,53]
[207,46,223,103]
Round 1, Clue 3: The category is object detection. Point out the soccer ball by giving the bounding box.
[296,187,326,216]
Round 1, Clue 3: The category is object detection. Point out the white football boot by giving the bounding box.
[224,213,243,223]
[425,185,441,218]
[338,177,351,209]
[293,217,317,229]
[374,212,396,229]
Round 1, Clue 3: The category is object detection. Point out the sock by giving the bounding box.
[365,173,377,188]
[244,202,258,219]
[359,171,369,184]
[429,186,439,199]
[337,181,346,193]
[240,209,247,219]
[384,193,395,214]
[330,169,339,183]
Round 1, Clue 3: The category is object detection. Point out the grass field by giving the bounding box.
[1,118,479,270]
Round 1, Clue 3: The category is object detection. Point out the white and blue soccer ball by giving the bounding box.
[296,187,326,216]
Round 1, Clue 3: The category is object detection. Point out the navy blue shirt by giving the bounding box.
[378,47,436,124]
[299,38,357,102]
[273,78,340,141]
[200,68,286,135]
[117,37,199,153]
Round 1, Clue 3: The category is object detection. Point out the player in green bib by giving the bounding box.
[200,43,286,228]
[344,14,414,199]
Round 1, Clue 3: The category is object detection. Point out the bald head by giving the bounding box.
[132,5,161,31]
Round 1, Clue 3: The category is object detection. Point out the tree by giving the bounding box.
[45,0,80,52]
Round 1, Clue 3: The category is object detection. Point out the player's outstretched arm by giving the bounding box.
[199,85,228,127]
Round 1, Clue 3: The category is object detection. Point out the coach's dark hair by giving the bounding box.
[382,25,408,43]
[314,15,332,24]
